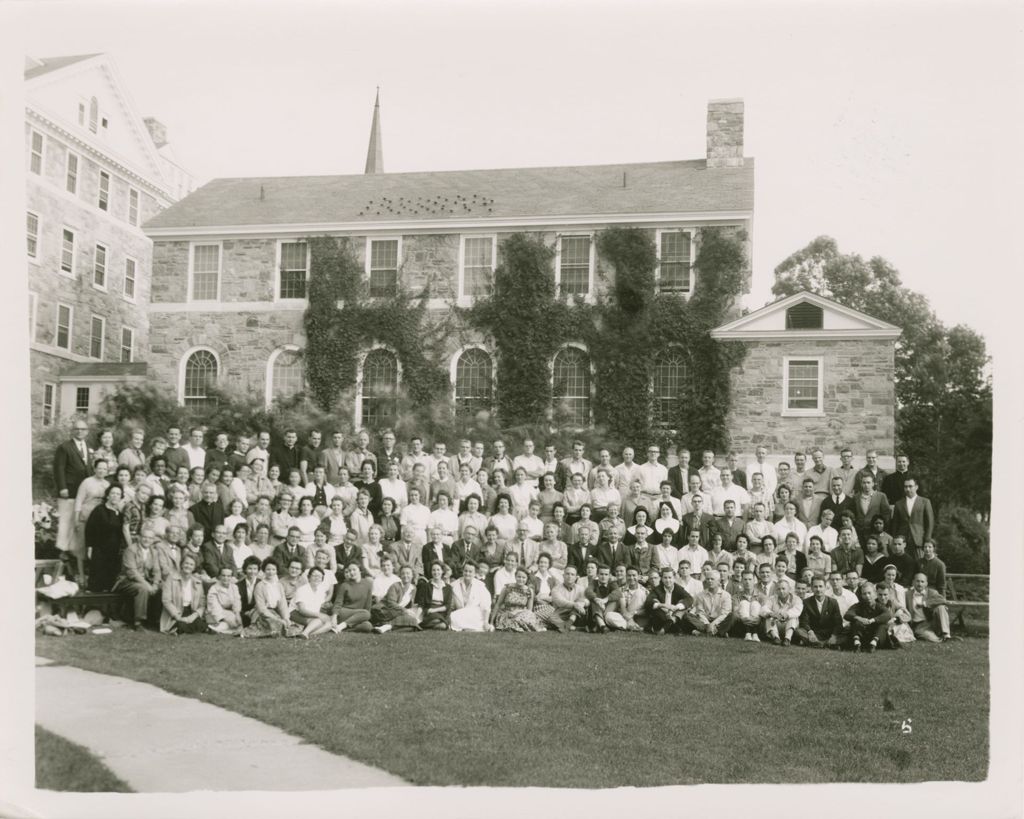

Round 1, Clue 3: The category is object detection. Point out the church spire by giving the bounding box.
[364,87,383,175]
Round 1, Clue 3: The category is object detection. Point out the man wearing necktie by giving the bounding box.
[54,419,93,583]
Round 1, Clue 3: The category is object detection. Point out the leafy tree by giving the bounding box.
[773,237,991,516]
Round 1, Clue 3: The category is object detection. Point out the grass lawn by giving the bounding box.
[36,631,988,787]
[35,725,133,792]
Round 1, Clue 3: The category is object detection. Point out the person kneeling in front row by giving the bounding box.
[685,569,733,637]
[844,581,892,652]
[761,578,802,646]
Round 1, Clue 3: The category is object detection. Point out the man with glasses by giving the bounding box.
[53,417,92,583]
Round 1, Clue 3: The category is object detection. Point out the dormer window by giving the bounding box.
[785,302,823,329]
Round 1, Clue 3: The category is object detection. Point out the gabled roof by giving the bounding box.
[143,158,755,234]
[24,54,101,81]
[710,291,902,341]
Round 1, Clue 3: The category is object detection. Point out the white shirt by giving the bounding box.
[399,503,431,545]
[680,491,712,516]
[678,544,709,576]
[805,524,838,552]
[303,481,337,505]
[372,573,400,600]
[746,460,777,495]
[772,518,808,551]
[378,477,408,510]
[905,495,917,515]
[637,462,668,496]
[826,587,859,616]
[428,508,458,543]
[292,581,328,614]
[613,462,644,494]
[493,567,517,598]
[453,478,484,507]
[512,454,545,486]
[698,466,722,493]
[711,484,751,516]
[183,444,206,471]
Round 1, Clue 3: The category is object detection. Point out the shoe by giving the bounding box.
[743,633,752,641]
[374,624,392,634]
[852,640,861,652]
[941,634,953,642]
[331,624,344,634]
[692,629,702,637]
[771,636,781,646]
[654,628,665,636]
[781,638,791,647]
[750,633,760,643]
[867,641,876,653]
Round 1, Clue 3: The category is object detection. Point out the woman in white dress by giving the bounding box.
[292,496,321,550]
[428,491,458,545]
[488,495,518,546]
[508,468,538,519]
[449,560,493,632]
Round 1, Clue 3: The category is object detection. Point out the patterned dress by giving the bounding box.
[493,583,544,632]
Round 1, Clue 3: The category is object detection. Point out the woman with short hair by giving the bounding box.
[330,563,374,633]
[428,491,457,545]
[370,564,422,633]
[293,497,321,550]
[85,483,125,592]
[537,472,564,523]
[241,558,302,638]
[457,495,488,545]
[160,553,208,634]
[289,565,334,638]
[270,492,294,546]
[491,567,543,632]
[488,494,518,546]
[415,560,453,630]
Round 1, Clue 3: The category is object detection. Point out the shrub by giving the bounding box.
[933,504,989,574]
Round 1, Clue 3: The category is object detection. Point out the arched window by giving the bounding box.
[360,348,399,431]
[454,348,493,416]
[182,349,218,407]
[268,347,304,406]
[652,348,689,428]
[552,346,591,427]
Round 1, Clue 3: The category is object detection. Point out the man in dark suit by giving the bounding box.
[667,448,699,499]
[850,474,892,545]
[794,478,823,526]
[202,525,237,580]
[853,449,887,496]
[643,567,693,634]
[715,500,745,551]
[375,429,402,479]
[680,494,714,548]
[567,525,598,576]
[595,528,632,573]
[270,429,302,477]
[190,483,226,540]
[881,454,922,505]
[795,576,843,648]
[724,452,747,489]
[819,476,855,531]
[890,478,934,556]
[53,417,93,582]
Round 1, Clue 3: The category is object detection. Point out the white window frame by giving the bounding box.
[549,341,595,429]
[554,232,596,299]
[97,170,110,211]
[188,241,223,302]
[27,211,40,260]
[120,326,135,363]
[364,236,403,298]
[274,239,310,303]
[128,187,140,226]
[265,344,304,409]
[450,344,497,416]
[65,150,79,195]
[75,386,91,415]
[650,343,690,431]
[93,242,108,291]
[89,314,106,360]
[354,343,402,430]
[29,129,44,175]
[59,226,76,278]
[29,292,38,343]
[178,346,221,406]
[123,255,138,302]
[42,382,56,426]
[655,228,696,295]
[457,234,497,304]
[55,302,73,351]
[782,356,825,417]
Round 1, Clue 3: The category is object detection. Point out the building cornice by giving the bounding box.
[709,329,901,341]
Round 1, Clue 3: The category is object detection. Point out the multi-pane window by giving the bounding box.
[66,152,79,194]
[454,348,493,416]
[89,316,105,359]
[552,347,591,427]
[652,349,689,428]
[93,244,107,289]
[42,383,55,426]
[183,350,218,407]
[558,236,591,295]
[61,229,75,275]
[27,212,39,259]
[128,188,139,226]
[98,171,110,211]
[270,348,304,403]
[785,358,822,412]
[658,230,692,292]
[120,327,134,363]
[55,304,72,350]
[278,241,308,299]
[368,239,399,297]
[190,244,220,301]
[360,349,398,431]
[462,237,494,297]
[123,257,137,300]
[29,131,43,174]
[76,387,91,414]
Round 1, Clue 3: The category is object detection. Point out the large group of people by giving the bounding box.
[49,422,956,648]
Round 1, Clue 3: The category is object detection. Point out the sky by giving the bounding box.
[7,0,1024,340]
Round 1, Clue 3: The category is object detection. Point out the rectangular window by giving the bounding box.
[27,212,39,259]
[190,243,221,301]
[42,383,56,426]
[368,239,399,297]
[29,130,43,174]
[121,327,134,363]
[55,304,72,350]
[128,188,139,226]
[60,228,75,276]
[93,243,107,289]
[461,236,495,298]
[90,315,105,359]
[76,387,90,414]
[278,241,308,300]
[784,357,824,414]
[78,102,86,126]
[98,171,110,211]
[557,235,592,296]
[658,230,692,293]
[123,257,137,300]
[66,152,79,194]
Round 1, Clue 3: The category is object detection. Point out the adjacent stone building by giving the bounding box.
[25,54,194,423]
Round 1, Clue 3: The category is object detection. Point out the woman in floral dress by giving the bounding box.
[491,567,544,632]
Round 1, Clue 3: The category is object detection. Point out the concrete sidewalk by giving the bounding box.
[35,659,409,792]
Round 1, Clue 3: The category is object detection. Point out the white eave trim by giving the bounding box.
[143,210,753,239]
[710,329,902,341]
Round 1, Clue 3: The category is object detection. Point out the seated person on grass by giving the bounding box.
[905,572,953,643]
[206,566,244,635]
[685,569,733,637]
[761,577,802,646]
[729,571,763,640]
[585,564,618,633]
[794,575,843,649]
[331,562,374,633]
[544,564,589,631]
[290,566,334,639]
[604,566,648,632]
[844,581,892,653]
[644,566,693,634]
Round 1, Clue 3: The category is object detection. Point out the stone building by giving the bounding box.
[142,95,899,463]
[25,54,194,423]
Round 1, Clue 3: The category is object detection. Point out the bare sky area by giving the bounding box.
[9,0,1024,338]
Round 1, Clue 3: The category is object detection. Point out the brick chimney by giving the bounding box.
[143,116,168,149]
[706,99,744,168]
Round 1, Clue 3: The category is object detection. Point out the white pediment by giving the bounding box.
[710,291,901,340]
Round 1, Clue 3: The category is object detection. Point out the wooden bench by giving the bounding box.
[38,591,132,621]
[34,559,63,588]
[945,573,989,629]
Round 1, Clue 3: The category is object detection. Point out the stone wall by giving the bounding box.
[706,99,744,169]
[725,338,896,457]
